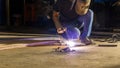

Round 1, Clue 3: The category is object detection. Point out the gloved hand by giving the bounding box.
[57,27,67,34]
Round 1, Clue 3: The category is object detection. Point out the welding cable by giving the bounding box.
[94,33,120,43]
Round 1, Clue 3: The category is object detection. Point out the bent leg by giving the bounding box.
[78,9,94,39]
[60,25,80,40]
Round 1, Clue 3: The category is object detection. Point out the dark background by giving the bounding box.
[0,0,120,32]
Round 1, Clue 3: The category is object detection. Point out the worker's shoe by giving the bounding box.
[80,38,92,45]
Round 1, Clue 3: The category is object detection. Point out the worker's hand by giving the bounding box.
[57,27,66,34]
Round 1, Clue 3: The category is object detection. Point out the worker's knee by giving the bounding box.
[61,27,80,40]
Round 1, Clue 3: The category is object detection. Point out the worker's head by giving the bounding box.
[75,0,91,15]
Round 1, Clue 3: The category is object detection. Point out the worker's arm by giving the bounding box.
[52,11,66,34]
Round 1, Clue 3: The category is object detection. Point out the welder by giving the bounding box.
[52,0,94,45]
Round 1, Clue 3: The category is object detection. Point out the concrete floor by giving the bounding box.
[0,32,120,68]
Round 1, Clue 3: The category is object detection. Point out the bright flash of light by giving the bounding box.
[65,40,76,47]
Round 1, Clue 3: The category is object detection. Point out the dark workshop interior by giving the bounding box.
[0,0,120,34]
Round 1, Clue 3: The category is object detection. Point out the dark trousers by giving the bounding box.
[60,9,94,40]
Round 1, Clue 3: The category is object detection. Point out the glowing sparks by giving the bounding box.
[65,40,76,47]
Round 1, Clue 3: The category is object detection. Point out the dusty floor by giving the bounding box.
[0,32,120,68]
